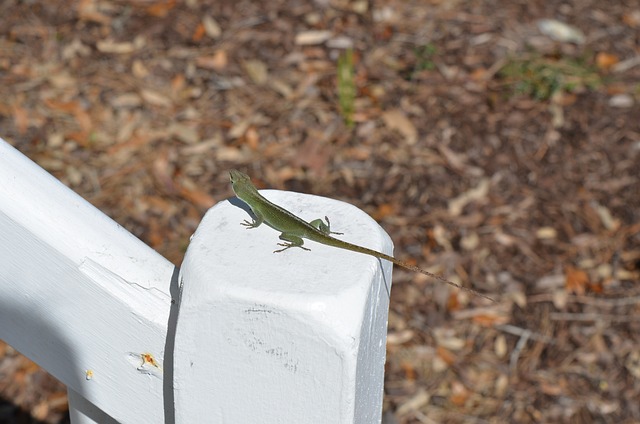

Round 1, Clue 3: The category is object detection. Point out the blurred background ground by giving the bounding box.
[1,0,639,423]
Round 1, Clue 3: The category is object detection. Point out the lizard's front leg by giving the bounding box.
[240,209,264,229]
[309,216,343,236]
[274,232,311,253]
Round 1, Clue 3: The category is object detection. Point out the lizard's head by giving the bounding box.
[229,169,250,184]
[229,169,254,198]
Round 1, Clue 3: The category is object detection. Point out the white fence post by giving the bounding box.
[0,138,176,423]
[174,189,393,423]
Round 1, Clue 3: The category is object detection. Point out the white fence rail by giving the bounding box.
[0,137,392,423]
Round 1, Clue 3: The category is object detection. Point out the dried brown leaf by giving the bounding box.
[395,388,429,416]
[195,51,228,71]
[140,89,173,108]
[242,59,268,85]
[145,0,176,18]
[565,265,589,295]
[449,381,471,407]
[294,30,332,45]
[13,105,29,134]
[203,15,222,39]
[191,23,206,42]
[381,109,417,145]
[436,345,456,366]
[96,39,136,54]
[179,185,215,209]
[448,178,490,216]
[596,52,619,71]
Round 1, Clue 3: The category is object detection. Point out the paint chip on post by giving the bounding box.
[126,352,163,379]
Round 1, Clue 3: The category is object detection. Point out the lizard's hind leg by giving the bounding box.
[274,232,311,253]
[309,216,344,236]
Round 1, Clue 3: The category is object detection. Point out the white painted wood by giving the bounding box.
[0,136,393,423]
[0,138,175,423]
[175,189,393,424]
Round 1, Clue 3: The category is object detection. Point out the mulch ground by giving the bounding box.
[1,0,639,423]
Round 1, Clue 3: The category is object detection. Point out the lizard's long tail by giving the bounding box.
[337,241,496,302]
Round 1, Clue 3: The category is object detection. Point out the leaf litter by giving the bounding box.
[1,0,639,422]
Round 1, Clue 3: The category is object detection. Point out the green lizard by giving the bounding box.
[229,169,494,302]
